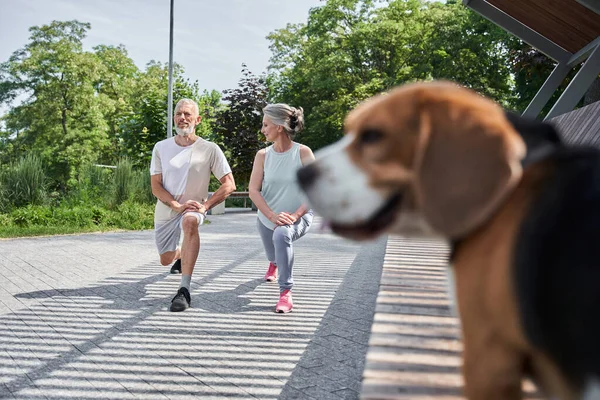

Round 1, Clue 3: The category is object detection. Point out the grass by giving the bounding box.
[0,154,47,211]
[0,156,218,239]
[0,201,156,238]
[0,202,213,239]
[0,225,137,239]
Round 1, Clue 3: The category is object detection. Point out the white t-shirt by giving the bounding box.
[150,137,231,200]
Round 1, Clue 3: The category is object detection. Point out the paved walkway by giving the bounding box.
[0,211,387,400]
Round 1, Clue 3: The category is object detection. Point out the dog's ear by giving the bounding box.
[414,98,526,238]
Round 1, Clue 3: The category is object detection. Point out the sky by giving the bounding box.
[0,0,324,95]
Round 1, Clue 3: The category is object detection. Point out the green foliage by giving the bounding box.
[0,154,46,210]
[113,157,134,205]
[0,20,205,185]
[10,204,52,226]
[116,62,223,169]
[2,3,593,238]
[65,163,114,206]
[0,21,111,186]
[214,64,268,187]
[131,169,155,204]
[0,201,154,237]
[197,89,224,141]
[109,201,154,230]
[51,205,106,227]
[0,212,11,228]
[119,62,200,167]
[92,44,139,163]
[267,0,519,149]
[506,38,584,117]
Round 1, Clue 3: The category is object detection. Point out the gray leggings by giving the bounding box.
[257,212,314,292]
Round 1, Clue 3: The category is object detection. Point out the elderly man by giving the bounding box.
[150,98,235,312]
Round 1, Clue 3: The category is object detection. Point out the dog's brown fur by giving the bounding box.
[318,81,586,399]
[344,81,526,239]
[451,161,576,399]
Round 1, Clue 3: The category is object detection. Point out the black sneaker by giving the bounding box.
[170,259,182,274]
[170,287,191,312]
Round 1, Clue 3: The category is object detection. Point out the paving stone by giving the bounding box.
[0,211,385,399]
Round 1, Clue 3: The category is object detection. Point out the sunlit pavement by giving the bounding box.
[0,211,386,400]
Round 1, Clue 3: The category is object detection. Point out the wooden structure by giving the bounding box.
[464,0,600,120]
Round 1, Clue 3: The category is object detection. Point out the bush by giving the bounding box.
[52,206,104,227]
[67,164,114,206]
[132,170,155,204]
[113,157,134,205]
[10,205,53,226]
[0,201,154,236]
[1,154,47,209]
[106,201,154,230]
[0,181,7,213]
[0,213,12,228]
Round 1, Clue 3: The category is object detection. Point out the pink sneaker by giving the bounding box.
[275,290,293,313]
[264,262,277,282]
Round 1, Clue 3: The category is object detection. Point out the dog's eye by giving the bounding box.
[359,129,384,144]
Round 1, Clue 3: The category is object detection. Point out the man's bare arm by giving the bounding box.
[151,174,179,209]
[203,173,236,211]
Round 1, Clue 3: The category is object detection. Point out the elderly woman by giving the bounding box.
[249,103,315,313]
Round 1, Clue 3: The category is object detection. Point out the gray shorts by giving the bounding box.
[155,211,205,255]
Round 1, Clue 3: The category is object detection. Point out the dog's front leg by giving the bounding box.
[462,340,524,400]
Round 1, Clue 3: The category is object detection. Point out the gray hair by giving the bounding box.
[263,103,305,139]
[174,98,199,116]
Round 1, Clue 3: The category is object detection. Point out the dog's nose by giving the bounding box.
[297,164,320,189]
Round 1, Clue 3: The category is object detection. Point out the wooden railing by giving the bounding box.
[207,191,256,215]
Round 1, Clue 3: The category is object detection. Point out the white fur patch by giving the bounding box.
[305,134,387,225]
[582,378,600,400]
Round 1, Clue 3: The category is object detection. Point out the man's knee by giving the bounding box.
[181,214,200,234]
[160,251,176,266]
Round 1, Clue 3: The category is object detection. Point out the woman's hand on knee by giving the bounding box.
[276,212,296,226]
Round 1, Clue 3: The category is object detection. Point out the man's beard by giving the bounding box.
[175,125,195,136]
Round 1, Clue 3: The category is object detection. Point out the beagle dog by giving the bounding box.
[296,81,600,400]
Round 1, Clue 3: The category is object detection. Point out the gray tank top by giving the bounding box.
[257,142,304,230]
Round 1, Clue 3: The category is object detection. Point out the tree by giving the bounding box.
[411,0,515,105]
[0,20,111,187]
[266,0,519,149]
[0,20,210,187]
[506,37,598,117]
[93,44,139,164]
[214,64,268,187]
[118,61,220,168]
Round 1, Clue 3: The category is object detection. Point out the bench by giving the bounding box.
[549,100,600,147]
[207,191,257,215]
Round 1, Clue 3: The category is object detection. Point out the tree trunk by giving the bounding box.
[61,108,68,137]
